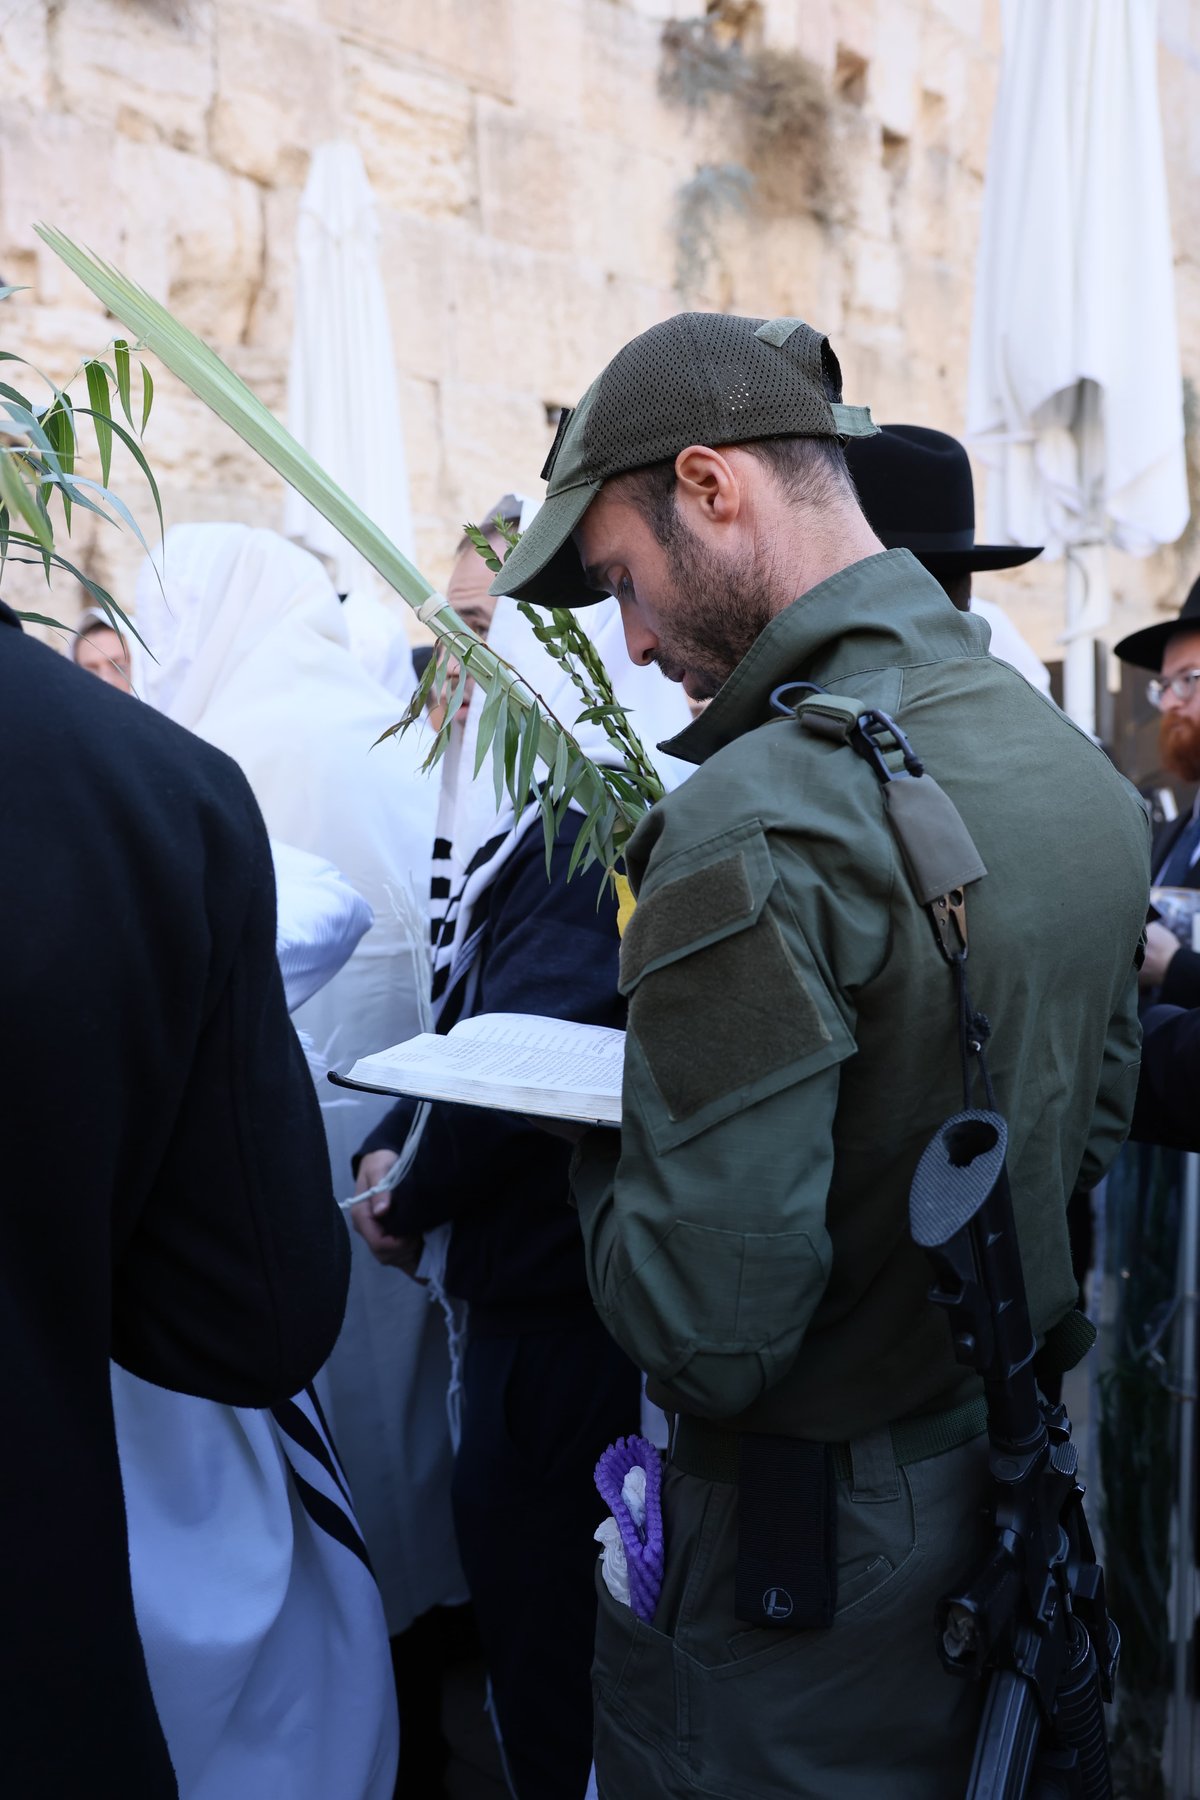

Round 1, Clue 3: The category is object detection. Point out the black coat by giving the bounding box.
[357,812,625,1330]
[0,605,349,1796]
[1131,1002,1200,1150]
[1154,807,1200,1008]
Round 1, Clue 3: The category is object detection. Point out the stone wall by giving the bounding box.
[2,0,1198,677]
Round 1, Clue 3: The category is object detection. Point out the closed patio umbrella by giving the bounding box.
[967,0,1188,732]
[284,140,416,699]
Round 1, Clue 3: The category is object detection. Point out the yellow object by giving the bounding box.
[614,871,636,937]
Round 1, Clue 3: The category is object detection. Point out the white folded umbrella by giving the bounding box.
[967,0,1188,730]
[283,140,416,691]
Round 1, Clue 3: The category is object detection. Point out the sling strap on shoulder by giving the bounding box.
[769,682,1092,1385]
[770,683,987,962]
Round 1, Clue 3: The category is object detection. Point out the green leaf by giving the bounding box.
[71,405,164,545]
[551,732,570,794]
[141,363,154,434]
[463,522,503,574]
[114,340,134,430]
[473,678,507,777]
[0,285,29,301]
[0,450,52,550]
[514,704,541,812]
[540,789,557,875]
[84,359,113,486]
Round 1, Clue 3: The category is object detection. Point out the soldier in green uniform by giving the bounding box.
[490,314,1149,1799]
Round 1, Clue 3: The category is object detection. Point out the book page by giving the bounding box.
[441,1014,625,1095]
[343,1013,626,1123]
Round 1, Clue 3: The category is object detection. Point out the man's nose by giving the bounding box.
[620,613,658,669]
[1161,681,1185,713]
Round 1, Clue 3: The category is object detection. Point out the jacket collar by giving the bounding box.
[0,600,23,633]
[659,549,989,766]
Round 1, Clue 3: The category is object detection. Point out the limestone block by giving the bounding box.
[0,3,51,109]
[475,99,579,253]
[839,113,893,239]
[791,4,837,72]
[579,0,681,163]
[50,0,216,156]
[377,212,456,387]
[0,114,126,307]
[960,46,995,180]
[830,0,878,72]
[927,0,984,41]
[510,0,586,125]
[211,4,342,185]
[112,141,264,345]
[397,374,442,524]
[850,234,903,318]
[903,256,970,389]
[869,1,919,139]
[438,379,551,524]
[250,186,301,358]
[320,0,515,102]
[576,137,678,287]
[344,48,476,219]
[918,13,967,131]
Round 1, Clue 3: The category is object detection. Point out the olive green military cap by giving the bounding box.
[491,311,878,608]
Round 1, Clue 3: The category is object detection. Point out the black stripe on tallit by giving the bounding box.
[300,1382,350,1487]
[271,1399,355,1512]
[432,837,453,859]
[286,1467,374,1575]
[431,876,453,899]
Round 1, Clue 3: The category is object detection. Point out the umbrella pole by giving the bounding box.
[1062,546,1105,737]
[1170,1152,1200,1797]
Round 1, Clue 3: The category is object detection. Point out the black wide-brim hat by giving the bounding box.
[1113,574,1200,671]
[843,423,1042,574]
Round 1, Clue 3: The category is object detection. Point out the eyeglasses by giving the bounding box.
[1147,668,1200,709]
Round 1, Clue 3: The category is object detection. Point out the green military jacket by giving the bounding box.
[573,549,1149,1441]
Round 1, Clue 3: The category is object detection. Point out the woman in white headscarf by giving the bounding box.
[351,499,691,1800]
[133,526,465,1639]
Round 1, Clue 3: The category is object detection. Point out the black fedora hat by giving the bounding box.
[844,423,1043,574]
[1113,574,1200,672]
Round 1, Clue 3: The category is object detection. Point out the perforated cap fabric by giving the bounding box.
[492,312,877,607]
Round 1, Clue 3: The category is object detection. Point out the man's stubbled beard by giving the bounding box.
[649,509,788,701]
[1160,709,1200,784]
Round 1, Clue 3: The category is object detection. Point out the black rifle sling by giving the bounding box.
[781,688,1094,1378]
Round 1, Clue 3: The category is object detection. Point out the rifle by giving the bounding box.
[909,1109,1120,1799]
[776,687,1121,1796]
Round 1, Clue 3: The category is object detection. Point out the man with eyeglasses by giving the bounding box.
[1115,577,1200,1005]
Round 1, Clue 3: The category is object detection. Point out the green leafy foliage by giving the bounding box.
[0,286,161,646]
[39,227,666,881]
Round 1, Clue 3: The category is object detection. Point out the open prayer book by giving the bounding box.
[332,1013,626,1127]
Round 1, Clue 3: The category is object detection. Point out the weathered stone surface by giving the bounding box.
[50,0,216,156]
[0,4,51,110]
[2,0,1198,673]
[344,49,475,218]
[320,0,515,99]
[210,4,342,184]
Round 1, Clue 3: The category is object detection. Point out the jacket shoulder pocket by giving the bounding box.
[620,823,855,1151]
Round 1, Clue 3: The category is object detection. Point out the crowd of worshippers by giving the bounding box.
[13,325,1198,1800]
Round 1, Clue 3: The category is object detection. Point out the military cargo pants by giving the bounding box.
[592,1431,991,1798]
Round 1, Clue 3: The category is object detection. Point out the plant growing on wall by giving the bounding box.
[37,229,663,885]
[0,284,161,640]
[659,9,836,297]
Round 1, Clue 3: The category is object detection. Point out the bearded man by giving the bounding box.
[489,313,1149,1798]
[1116,577,1200,1005]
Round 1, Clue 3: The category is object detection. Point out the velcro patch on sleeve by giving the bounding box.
[619,851,754,993]
[630,914,831,1122]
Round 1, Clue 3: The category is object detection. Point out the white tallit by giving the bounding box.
[135,523,464,1636]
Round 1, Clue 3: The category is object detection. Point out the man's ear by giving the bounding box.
[674,445,741,523]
